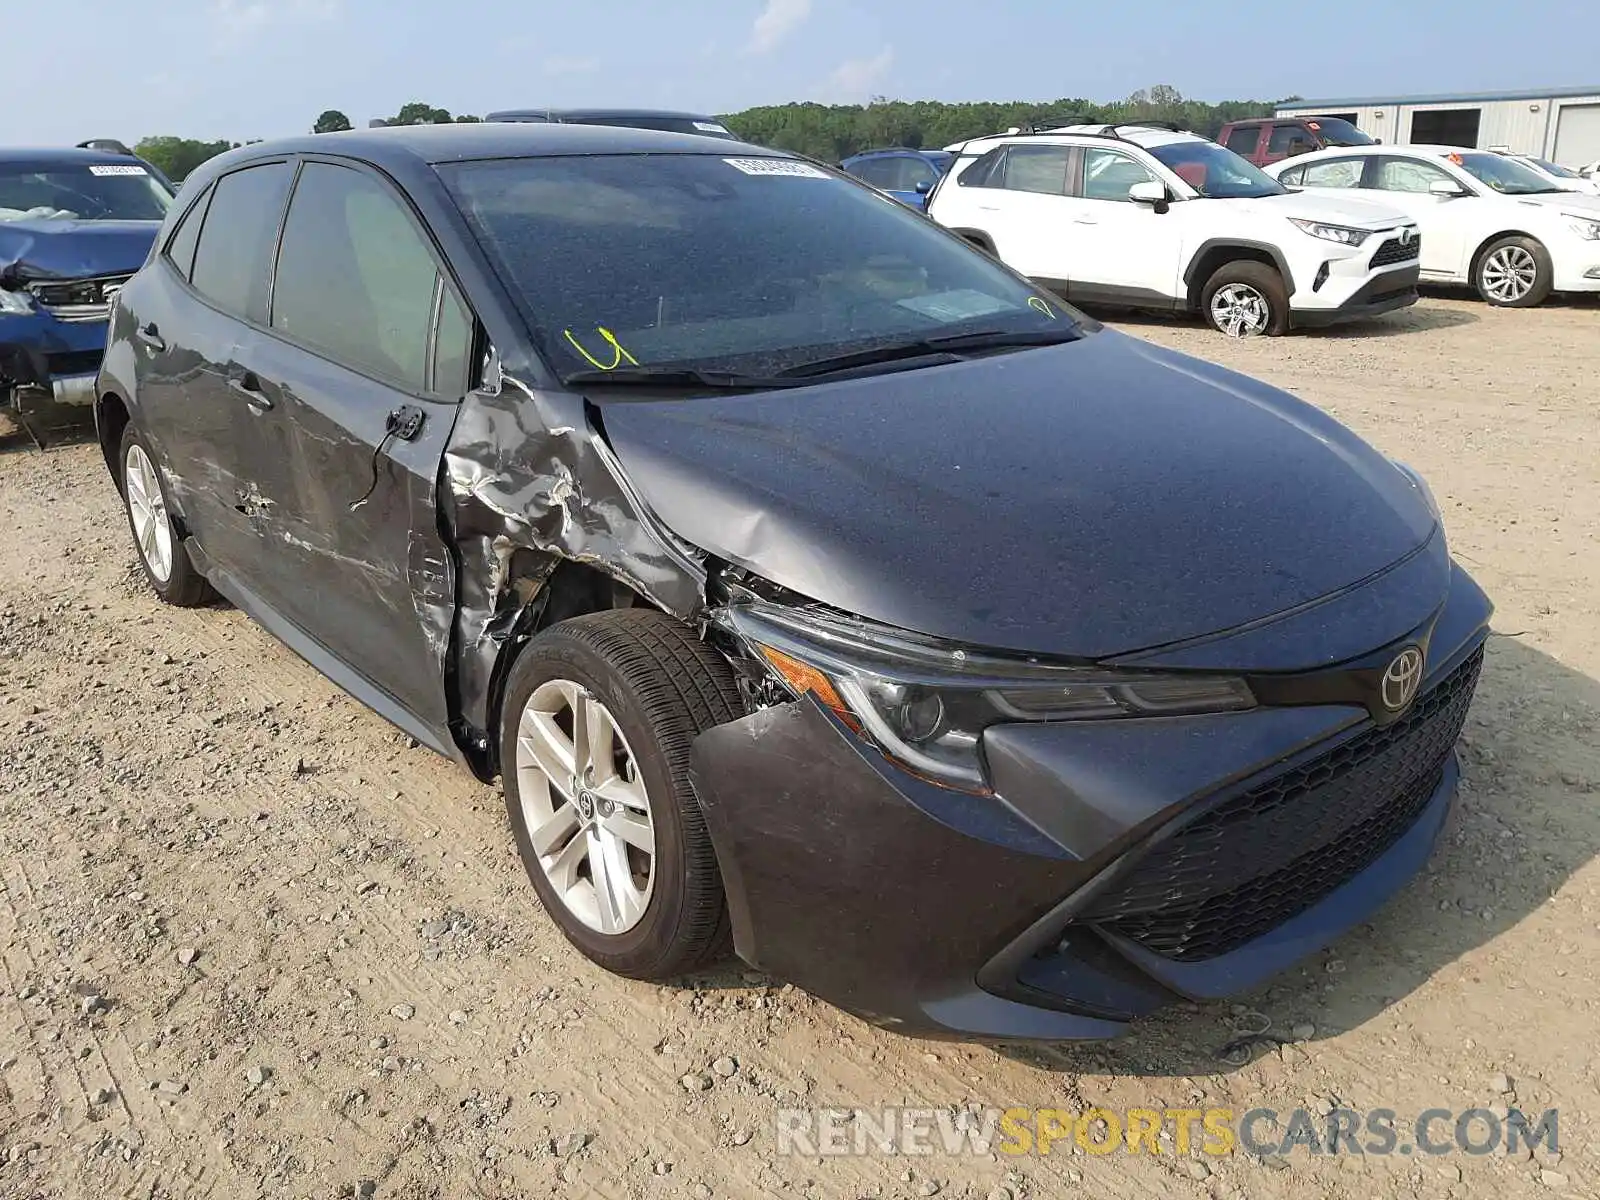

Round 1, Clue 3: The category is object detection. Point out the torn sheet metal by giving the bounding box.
[442,362,708,742]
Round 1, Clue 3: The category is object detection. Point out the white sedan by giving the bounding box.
[1268,145,1600,306]
[1493,152,1600,196]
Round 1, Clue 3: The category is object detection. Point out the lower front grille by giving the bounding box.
[1085,646,1484,961]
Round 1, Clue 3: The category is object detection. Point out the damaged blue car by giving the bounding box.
[2,146,173,441]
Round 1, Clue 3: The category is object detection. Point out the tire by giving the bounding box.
[499,609,744,980]
[1474,235,1553,307]
[1201,260,1290,338]
[118,424,213,607]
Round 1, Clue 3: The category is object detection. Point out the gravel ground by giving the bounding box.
[1,294,1598,1200]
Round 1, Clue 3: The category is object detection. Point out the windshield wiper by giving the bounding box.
[564,366,799,389]
[775,326,1082,380]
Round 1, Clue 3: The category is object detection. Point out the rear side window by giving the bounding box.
[163,184,213,282]
[271,161,457,393]
[848,157,898,188]
[1225,127,1261,155]
[999,146,1071,195]
[1299,159,1365,188]
[189,162,294,323]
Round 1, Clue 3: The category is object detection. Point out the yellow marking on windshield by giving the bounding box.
[563,326,641,371]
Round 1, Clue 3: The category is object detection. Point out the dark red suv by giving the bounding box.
[1217,116,1375,167]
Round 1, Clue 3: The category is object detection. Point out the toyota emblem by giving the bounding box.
[1400,227,1415,245]
[1381,647,1425,713]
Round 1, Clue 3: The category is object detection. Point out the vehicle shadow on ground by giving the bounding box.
[985,634,1600,1078]
[0,414,98,455]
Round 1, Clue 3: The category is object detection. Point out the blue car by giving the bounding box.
[1,146,173,440]
[839,148,953,209]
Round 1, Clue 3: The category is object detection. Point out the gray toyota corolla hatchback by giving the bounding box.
[95,124,1490,1040]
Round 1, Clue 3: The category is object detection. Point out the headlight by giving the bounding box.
[1392,459,1441,519]
[1288,218,1371,247]
[1565,214,1600,240]
[0,287,35,316]
[721,603,1255,792]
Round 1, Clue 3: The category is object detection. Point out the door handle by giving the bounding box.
[977,204,1001,211]
[136,322,165,352]
[228,371,273,412]
[1073,217,1099,225]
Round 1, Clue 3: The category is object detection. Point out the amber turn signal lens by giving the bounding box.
[755,645,855,726]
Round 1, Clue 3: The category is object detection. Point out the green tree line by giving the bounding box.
[132,86,1291,182]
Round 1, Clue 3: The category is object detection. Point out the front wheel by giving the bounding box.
[1475,236,1553,307]
[500,609,744,980]
[1201,261,1290,338]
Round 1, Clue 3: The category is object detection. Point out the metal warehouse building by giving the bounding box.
[1275,86,1600,167]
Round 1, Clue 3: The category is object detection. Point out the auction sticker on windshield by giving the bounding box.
[89,165,148,176]
[724,158,830,179]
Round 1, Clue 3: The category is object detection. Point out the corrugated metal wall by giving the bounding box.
[1278,94,1600,161]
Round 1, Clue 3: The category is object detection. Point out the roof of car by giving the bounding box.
[951,125,1200,153]
[485,107,726,123]
[1283,143,1487,162]
[195,122,772,177]
[0,146,151,168]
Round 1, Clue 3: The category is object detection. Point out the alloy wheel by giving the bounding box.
[1210,283,1271,338]
[515,679,656,935]
[124,443,174,584]
[1481,246,1539,303]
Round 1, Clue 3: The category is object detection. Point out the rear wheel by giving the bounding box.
[1201,261,1289,338]
[1475,236,1552,307]
[119,425,213,607]
[500,609,744,980]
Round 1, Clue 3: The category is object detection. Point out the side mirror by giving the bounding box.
[1429,179,1469,198]
[914,179,933,195]
[1128,180,1168,206]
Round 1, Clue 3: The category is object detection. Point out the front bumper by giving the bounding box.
[1292,266,1420,327]
[1,310,108,416]
[690,561,1491,1041]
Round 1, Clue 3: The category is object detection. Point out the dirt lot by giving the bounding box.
[2,294,1598,1200]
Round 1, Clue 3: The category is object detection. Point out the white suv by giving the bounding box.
[926,124,1422,337]
[1268,145,1600,307]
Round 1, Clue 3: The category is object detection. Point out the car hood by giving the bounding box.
[1237,189,1412,228]
[595,330,1439,660]
[1503,190,1600,214]
[0,218,160,284]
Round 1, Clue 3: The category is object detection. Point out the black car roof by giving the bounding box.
[198,122,771,176]
[485,107,726,123]
[0,146,151,168]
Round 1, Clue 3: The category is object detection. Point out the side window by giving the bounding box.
[1225,127,1261,156]
[189,163,294,322]
[957,148,1006,188]
[432,285,474,397]
[163,184,213,282]
[271,161,444,391]
[1267,124,1309,155]
[1373,157,1455,193]
[1081,149,1157,201]
[889,157,938,192]
[1300,159,1364,188]
[998,145,1071,195]
[849,158,897,188]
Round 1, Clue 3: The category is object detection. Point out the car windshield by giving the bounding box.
[439,153,1079,382]
[1305,117,1373,146]
[1452,152,1565,195]
[0,162,173,222]
[1529,157,1581,180]
[1148,140,1288,199]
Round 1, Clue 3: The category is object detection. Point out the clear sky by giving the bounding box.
[9,0,1600,145]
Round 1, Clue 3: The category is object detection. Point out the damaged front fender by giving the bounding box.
[441,361,712,764]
